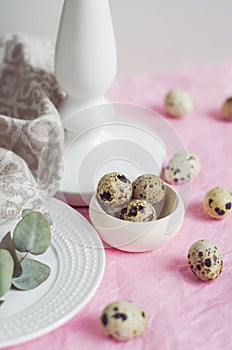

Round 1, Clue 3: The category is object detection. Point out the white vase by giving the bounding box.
[54,0,167,207]
[55,0,117,132]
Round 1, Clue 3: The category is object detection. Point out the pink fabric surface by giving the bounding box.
[5,62,232,350]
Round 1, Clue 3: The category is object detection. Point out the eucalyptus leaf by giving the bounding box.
[22,209,34,217]
[0,232,22,277]
[22,210,53,226]
[13,212,51,255]
[12,258,50,290]
[0,249,14,298]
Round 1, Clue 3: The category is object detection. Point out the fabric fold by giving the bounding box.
[0,33,65,199]
[0,147,43,223]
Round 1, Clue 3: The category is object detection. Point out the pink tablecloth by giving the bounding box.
[5,62,232,350]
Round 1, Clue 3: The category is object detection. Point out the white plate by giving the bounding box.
[0,198,105,348]
[56,103,167,206]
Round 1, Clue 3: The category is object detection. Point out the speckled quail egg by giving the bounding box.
[100,300,148,341]
[164,151,201,184]
[97,172,132,210]
[165,88,193,118]
[120,199,156,222]
[132,174,166,217]
[221,97,232,121]
[187,239,223,281]
[203,187,232,219]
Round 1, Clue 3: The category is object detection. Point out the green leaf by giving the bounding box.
[22,209,34,217]
[0,249,14,298]
[12,258,50,290]
[0,232,22,277]
[22,210,53,226]
[13,212,51,255]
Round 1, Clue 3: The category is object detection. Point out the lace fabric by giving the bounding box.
[0,33,65,203]
[0,147,43,223]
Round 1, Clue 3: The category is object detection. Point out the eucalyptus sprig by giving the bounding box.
[0,209,52,304]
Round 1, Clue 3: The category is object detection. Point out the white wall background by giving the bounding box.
[0,0,231,77]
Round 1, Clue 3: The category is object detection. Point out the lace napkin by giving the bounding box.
[0,148,43,223]
[0,34,64,197]
[0,33,65,222]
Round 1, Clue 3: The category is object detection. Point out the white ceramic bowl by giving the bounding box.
[89,184,185,252]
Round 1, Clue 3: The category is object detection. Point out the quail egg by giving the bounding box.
[97,172,132,210]
[165,88,193,118]
[187,239,223,281]
[100,300,148,341]
[203,187,232,219]
[164,151,201,184]
[120,199,156,222]
[221,97,232,121]
[132,174,166,216]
